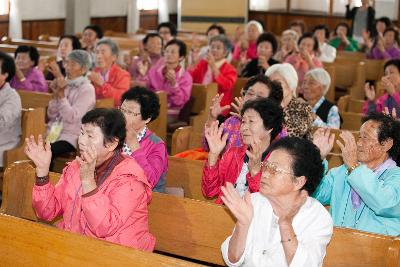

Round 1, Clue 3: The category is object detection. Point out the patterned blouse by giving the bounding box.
[284,97,314,139]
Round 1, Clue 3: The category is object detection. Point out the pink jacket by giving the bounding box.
[32,157,156,252]
[144,63,193,116]
[10,67,48,92]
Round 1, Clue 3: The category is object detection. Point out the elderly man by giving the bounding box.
[88,38,130,107]
[313,112,400,236]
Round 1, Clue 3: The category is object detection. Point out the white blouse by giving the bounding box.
[221,193,333,267]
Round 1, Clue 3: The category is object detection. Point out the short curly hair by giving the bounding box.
[165,39,187,57]
[256,32,278,55]
[241,98,283,140]
[242,74,283,105]
[362,112,400,161]
[0,51,16,82]
[14,45,40,66]
[298,32,319,53]
[121,87,160,122]
[268,136,324,195]
[81,108,126,150]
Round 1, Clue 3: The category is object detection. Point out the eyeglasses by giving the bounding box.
[119,107,141,117]
[260,161,295,177]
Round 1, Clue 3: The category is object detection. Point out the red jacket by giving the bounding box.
[202,145,263,204]
[94,64,131,107]
[190,60,237,116]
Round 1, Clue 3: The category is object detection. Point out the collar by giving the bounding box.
[311,96,326,112]
[137,126,147,142]
[94,150,125,186]
[66,76,89,88]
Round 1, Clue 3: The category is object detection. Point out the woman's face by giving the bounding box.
[78,123,117,167]
[243,82,270,103]
[64,58,85,80]
[299,37,315,54]
[384,65,400,88]
[269,73,292,102]
[336,25,348,37]
[207,29,220,39]
[282,34,296,50]
[158,27,173,43]
[314,29,326,44]
[247,24,260,42]
[356,120,389,164]
[210,40,226,61]
[95,44,116,69]
[58,38,73,59]
[145,36,162,56]
[384,31,396,47]
[82,29,98,49]
[15,52,34,71]
[303,75,324,102]
[240,108,271,145]
[257,41,273,59]
[259,149,300,197]
[376,21,386,34]
[164,44,181,65]
[120,100,148,133]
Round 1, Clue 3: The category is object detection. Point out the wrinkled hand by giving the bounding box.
[258,55,269,70]
[165,68,177,87]
[364,82,376,101]
[137,60,149,77]
[313,128,335,159]
[209,93,230,120]
[383,106,397,119]
[47,60,63,78]
[88,72,105,87]
[230,97,245,118]
[221,183,253,227]
[246,138,265,176]
[382,76,396,96]
[24,134,52,177]
[205,120,228,156]
[76,143,97,183]
[272,190,308,225]
[206,52,216,68]
[337,131,358,168]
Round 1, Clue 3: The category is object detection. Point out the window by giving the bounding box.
[137,0,158,11]
[0,0,9,15]
[249,0,287,11]
[290,0,330,14]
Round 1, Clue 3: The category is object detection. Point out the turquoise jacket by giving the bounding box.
[313,161,400,236]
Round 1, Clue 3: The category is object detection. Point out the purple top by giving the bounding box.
[368,46,400,60]
[10,67,48,92]
[128,54,163,79]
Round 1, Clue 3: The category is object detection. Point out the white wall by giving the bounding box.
[90,0,128,17]
[19,0,66,20]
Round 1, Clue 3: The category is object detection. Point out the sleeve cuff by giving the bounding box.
[35,175,50,186]
[82,187,99,198]
[221,236,246,267]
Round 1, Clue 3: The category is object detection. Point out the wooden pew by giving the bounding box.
[189,83,218,133]
[148,91,167,142]
[171,126,203,155]
[3,161,400,267]
[0,214,203,267]
[232,77,248,99]
[16,90,52,109]
[337,95,365,114]
[3,108,46,168]
[1,36,59,49]
[166,156,209,202]
[324,63,336,102]
[0,44,56,57]
[365,59,386,83]
[341,112,364,131]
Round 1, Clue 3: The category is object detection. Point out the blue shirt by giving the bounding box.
[312,97,341,129]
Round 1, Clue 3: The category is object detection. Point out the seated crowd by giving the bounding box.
[1,15,400,266]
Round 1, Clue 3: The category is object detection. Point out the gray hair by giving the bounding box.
[282,29,299,42]
[304,68,331,96]
[96,38,120,56]
[210,34,232,54]
[67,50,92,71]
[265,63,299,96]
[246,20,264,34]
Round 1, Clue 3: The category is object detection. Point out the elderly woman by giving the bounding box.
[313,113,400,236]
[329,23,359,52]
[120,87,168,193]
[232,20,264,61]
[240,32,279,77]
[190,34,237,118]
[0,51,21,168]
[157,22,177,45]
[142,39,192,123]
[364,59,400,115]
[26,108,155,251]
[46,35,82,80]
[285,33,323,95]
[202,98,283,204]
[10,45,48,92]
[89,38,130,107]
[273,30,299,62]
[313,25,337,63]
[266,63,314,139]
[368,27,400,60]
[203,74,283,152]
[81,24,103,64]
[221,137,333,266]
[46,50,96,168]
[128,33,163,83]
[303,68,340,129]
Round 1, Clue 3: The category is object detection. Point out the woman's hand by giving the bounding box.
[205,120,228,166]
[165,68,177,87]
[76,143,97,193]
[24,134,52,177]
[221,182,253,227]
[47,61,63,79]
[337,131,358,169]
[382,76,396,96]
[258,55,269,70]
[383,106,397,119]
[313,128,335,159]
[137,60,149,77]
[88,72,105,87]
[209,93,230,120]
[246,138,264,176]
[364,82,376,101]
[230,97,245,118]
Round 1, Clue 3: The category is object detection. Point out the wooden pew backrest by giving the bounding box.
[17,90,52,109]
[4,108,46,167]
[171,126,203,155]
[190,83,218,132]
[148,91,167,141]
[0,214,203,266]
[95,98,114,108]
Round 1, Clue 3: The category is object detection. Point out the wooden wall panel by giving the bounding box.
[91,16,127,33]
[139,10,158,31]
[22,19,65,40]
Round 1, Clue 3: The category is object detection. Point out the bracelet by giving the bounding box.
[281,235,296,243]
[346,162,361,175]
[19,77,26,82]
